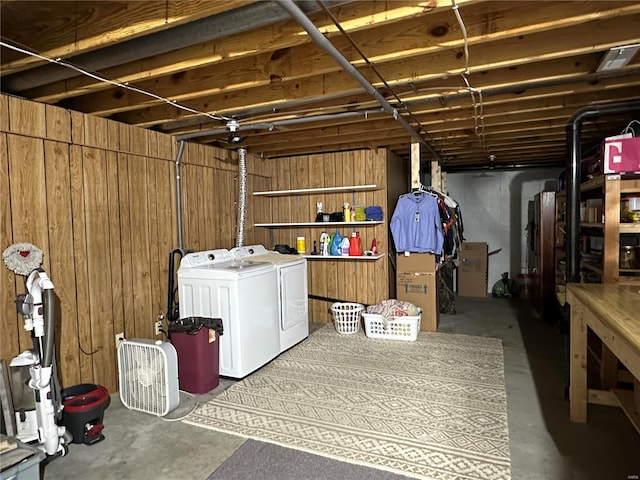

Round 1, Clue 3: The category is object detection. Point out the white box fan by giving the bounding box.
[117,339,180,416]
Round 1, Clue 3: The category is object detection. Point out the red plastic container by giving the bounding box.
[171,328,219,394]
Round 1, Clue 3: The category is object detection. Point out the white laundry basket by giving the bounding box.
[362,312,421,341]
[330,302,364,334]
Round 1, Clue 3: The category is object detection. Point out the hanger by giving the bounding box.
[415,184,438,197]
[399,184,437,199]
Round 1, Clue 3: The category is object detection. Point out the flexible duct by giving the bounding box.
[565,100,640,283]
[236,147,248,247]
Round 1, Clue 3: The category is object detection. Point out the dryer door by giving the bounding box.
[279,262,308,330]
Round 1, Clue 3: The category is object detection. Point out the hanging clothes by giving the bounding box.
[390,192,444,254]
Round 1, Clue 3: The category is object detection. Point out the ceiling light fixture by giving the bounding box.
[226,119,244,143]
[596,44,640,72]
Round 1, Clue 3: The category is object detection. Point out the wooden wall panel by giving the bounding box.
[69,145,94,384]
[128,155,153,339]
[106,150,126,375]
[0,96,8,132]
[44,140,81,387]
[1,94,395,391]
[45,105,71,143]
[7,134,49,350]
[145,150,162,318]
[8,97,45,138]
[82,147,117,392]
[116,151,134,345]
[0,133,18,359]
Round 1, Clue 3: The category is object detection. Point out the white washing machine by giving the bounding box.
[177,249,279,378]
[231,244,308,352]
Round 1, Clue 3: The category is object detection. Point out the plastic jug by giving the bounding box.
[340,237,350,256]
[349,232,359,256]
[330,231,342,256]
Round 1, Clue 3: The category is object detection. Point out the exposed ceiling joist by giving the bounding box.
[1,0,639,170]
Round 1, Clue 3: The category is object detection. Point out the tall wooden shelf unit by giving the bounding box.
[578,174,640,285]
[567,174,640,390]
[531,190,559,321]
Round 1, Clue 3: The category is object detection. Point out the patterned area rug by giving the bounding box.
[184,325,511,480]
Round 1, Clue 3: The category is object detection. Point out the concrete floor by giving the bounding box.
[41,296,639,480]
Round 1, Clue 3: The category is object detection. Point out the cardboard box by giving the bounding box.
[396,253,438,331]
[457,242,488,298]
[396,251,436,273]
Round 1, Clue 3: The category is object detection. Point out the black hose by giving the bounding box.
[166,248,188,323]
[308,294,371,308]
[42,288,56,368]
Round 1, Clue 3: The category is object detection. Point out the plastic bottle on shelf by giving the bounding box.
[319,232,330,256]
[349,232,359,256]
[343,202,351,222]
[340,236,350,256]
[356,231,363,255]
[371,237,378,255]
[350,206,356,222]
[330,231,342,256]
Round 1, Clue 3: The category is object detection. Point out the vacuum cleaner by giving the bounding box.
[3,242,70,458]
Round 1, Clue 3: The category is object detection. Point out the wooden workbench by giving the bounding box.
[567,283,640,433]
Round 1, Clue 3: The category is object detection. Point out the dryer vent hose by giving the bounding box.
[236,147,247,248]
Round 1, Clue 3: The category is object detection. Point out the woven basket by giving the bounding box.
[330,302,364,334]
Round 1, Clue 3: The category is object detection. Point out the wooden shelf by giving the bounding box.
[620,223,640,234]
[581,222,604,229]
[303,253,385,261]
[253,184,378,196]
[255,221,383,228]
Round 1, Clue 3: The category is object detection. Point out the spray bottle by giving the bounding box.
[319,232,330,256]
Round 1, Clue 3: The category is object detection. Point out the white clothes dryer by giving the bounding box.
[231,244,308,352]
[177,249,279,378]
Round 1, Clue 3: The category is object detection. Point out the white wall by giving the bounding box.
[445,168,563,293]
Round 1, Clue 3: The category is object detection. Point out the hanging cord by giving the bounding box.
[315,0,432,142]
[450,0,491,160]
[161,390,200,422]
[622,119,640,136]
[1,39,231,123]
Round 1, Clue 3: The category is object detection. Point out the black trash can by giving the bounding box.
[60,384,109,445]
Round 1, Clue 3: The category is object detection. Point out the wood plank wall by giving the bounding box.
[257,150,391,323]
[0,94,270,393]
[0,94,392,393]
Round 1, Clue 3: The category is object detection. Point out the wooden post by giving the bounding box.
[569,299,588,422]
[411,142,420,189]
[431,160,442,189]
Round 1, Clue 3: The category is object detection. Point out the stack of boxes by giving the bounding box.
[394,242,489,332]
[396,253,439,332]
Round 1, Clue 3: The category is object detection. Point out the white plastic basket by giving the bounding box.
[363,312,421,341]
[330,302,364,334]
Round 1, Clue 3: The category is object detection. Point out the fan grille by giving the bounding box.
[118,340,179,416]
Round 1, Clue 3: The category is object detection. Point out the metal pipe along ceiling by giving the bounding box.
[565,99,640,284]
[278,0,442,163]
[175,109,383,142]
